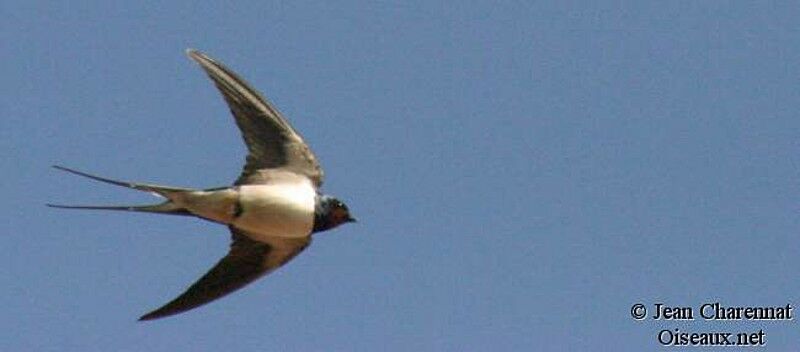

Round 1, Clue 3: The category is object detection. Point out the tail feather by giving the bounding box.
[52,165,194,197]
[49,165,196,216]
[46,202,193,216]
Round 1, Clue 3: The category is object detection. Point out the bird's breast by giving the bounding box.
[232,182,316,240]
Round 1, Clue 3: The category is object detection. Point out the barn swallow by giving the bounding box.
[48,49,355,321]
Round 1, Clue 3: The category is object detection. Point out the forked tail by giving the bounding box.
[47,165,195,216]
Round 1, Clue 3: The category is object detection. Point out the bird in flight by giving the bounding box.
[49,49,356,321]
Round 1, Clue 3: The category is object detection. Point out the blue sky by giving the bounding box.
[3,1,799,350]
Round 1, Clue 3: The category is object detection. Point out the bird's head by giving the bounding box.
[313,195,356,233]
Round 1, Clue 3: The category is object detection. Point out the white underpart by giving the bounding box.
[232,181,316,240]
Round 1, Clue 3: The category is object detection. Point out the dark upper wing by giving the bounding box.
[186,49,323,186]
[139,227,311,321]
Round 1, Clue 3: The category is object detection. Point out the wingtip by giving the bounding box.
[138,307,164,321]
[186,48,208,63]
[138,307,174,321]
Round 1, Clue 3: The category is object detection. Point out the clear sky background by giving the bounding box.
[3,1,799,351]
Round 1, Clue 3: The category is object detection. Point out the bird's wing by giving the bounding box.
[139,227,311,321]
[186,49,323,186]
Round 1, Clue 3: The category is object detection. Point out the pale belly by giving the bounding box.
[231,183,316,240]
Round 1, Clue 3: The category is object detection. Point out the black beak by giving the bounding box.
[347,216,357,223]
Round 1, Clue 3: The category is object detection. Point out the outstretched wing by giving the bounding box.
[186,49,323,186]
[139,227,311,321]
